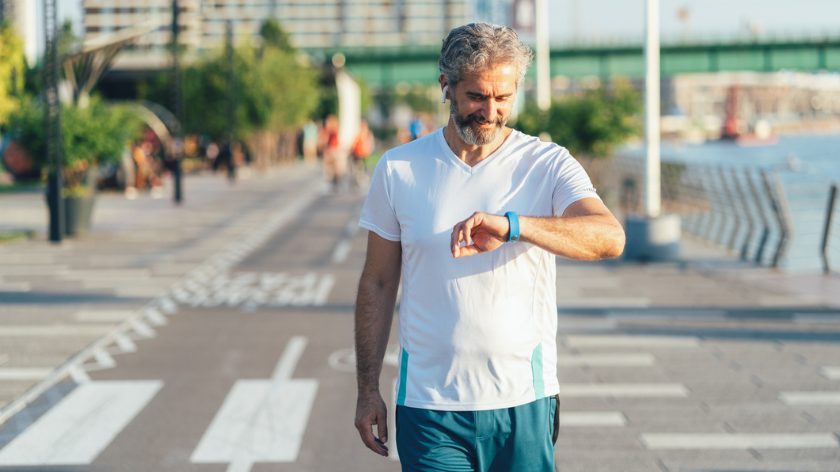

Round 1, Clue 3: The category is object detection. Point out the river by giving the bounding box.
[621,132,840,273]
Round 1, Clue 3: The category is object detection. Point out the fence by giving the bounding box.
[606,156,839,273]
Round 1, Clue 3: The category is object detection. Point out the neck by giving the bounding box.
[443,119,512,167]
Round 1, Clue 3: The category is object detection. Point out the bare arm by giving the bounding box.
[354,232,401,457]
[450,197,625,260]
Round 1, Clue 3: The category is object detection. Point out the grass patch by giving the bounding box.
[0,229,35,243]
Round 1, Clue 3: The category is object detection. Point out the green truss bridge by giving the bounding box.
[317,35,840,88]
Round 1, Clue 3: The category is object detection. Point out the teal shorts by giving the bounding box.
[396,396,558,472]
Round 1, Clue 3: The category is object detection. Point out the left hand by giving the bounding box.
[450,211,510,258]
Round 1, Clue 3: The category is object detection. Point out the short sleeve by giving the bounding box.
[551,152,601,216]
[359,156,401,241]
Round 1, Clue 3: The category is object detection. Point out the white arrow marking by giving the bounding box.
[190,336,318,470]
[0,381,162,465]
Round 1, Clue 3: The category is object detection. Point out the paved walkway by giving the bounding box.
[0,163,839,471]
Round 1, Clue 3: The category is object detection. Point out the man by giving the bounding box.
[354,23,625,471]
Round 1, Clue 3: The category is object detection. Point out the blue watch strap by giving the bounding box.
[505,211,520,242]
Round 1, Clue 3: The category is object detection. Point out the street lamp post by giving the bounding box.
[44,0,63,243]
[171,0,183,204]
[624,0,682,261]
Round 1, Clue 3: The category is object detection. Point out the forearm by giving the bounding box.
[354,274,399,394]
[519,214,625,260]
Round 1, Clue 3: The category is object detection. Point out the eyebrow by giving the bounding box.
[466,92,514,99]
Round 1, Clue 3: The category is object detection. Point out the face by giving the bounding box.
[446,63,518,146]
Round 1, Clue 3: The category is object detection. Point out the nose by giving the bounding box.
[481,99,497,121]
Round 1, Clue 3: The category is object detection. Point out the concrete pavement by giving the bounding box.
[0,163,839,471]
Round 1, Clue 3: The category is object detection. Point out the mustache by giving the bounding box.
[458,112,504,127]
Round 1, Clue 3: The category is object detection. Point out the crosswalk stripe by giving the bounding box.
[557,353,655,367]
[0,381,162,465]
[73,310,135,322]
[558,412,626,426]
[191,337,318,470]
[779,391,840,405]
[0,368,52,380]
[559,383,689,397]
[563,335,699,348]
[821,366,840,380]
[0,325,114,337]
[641,433,839,450]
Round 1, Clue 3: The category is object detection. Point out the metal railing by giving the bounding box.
[608,156,836,272]
[822,183,839,274]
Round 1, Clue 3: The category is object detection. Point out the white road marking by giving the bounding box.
[558,412,627,426]
[73,310,135,322]
[144,308,167,326]
[0,368,52,380]
[557,353,656,367]
[0,325,114,337]
[558,383,689,397]
[556,318,617,331]
[779,392,840,405]
[191,336,318,470]
[175,272,335,310]
[821,366,840,380]
[563,335,700,348]
[0,381,162,465]
[114,334,137,353]
[331,240,352,264]
[641,433,839,450]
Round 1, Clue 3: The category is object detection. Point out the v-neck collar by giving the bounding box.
[436,127,517,175]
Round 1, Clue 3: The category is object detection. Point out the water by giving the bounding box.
[621,133,840,272]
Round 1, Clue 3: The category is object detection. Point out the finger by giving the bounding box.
[464,217,475,247]
[450,224,460,256]
[456,245,481,257]
[377,410,389,444]
[358,420,388,456]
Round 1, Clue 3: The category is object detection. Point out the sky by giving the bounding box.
[38,0,840,53]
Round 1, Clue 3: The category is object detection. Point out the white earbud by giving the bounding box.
[441,85,448,103]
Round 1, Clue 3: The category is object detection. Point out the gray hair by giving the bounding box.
[439,23,534,87]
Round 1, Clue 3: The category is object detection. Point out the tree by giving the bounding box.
[0,21,26,128]
[515,81,641,158]
[180,21,319,141]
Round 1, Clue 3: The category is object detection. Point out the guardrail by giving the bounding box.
[609,156,836,272]
[822,183,839,274]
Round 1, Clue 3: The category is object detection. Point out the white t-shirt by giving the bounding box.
[359,128,600,411]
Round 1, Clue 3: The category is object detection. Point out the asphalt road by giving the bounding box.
[1,171,840,472]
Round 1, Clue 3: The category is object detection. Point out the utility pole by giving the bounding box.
[44,0,63,243]
[171,0,183,204]
[644,0,661,218]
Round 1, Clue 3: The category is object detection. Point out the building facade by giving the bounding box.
[82,0,512,69]
[0,0,38,65]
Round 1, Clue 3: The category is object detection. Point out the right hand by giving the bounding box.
[354,390,389,456]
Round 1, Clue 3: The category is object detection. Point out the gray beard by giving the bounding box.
[451,100,504,146]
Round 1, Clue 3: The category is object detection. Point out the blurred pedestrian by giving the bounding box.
[350,119,375,189]
[302,119,319,163]
[353,23,625,471]
[321,115,346,192]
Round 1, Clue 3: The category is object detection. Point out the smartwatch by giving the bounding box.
[504,211,520,242]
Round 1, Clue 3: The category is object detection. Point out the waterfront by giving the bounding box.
[623,132,840,272]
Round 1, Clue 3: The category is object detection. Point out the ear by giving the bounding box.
[441,85,448,103]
